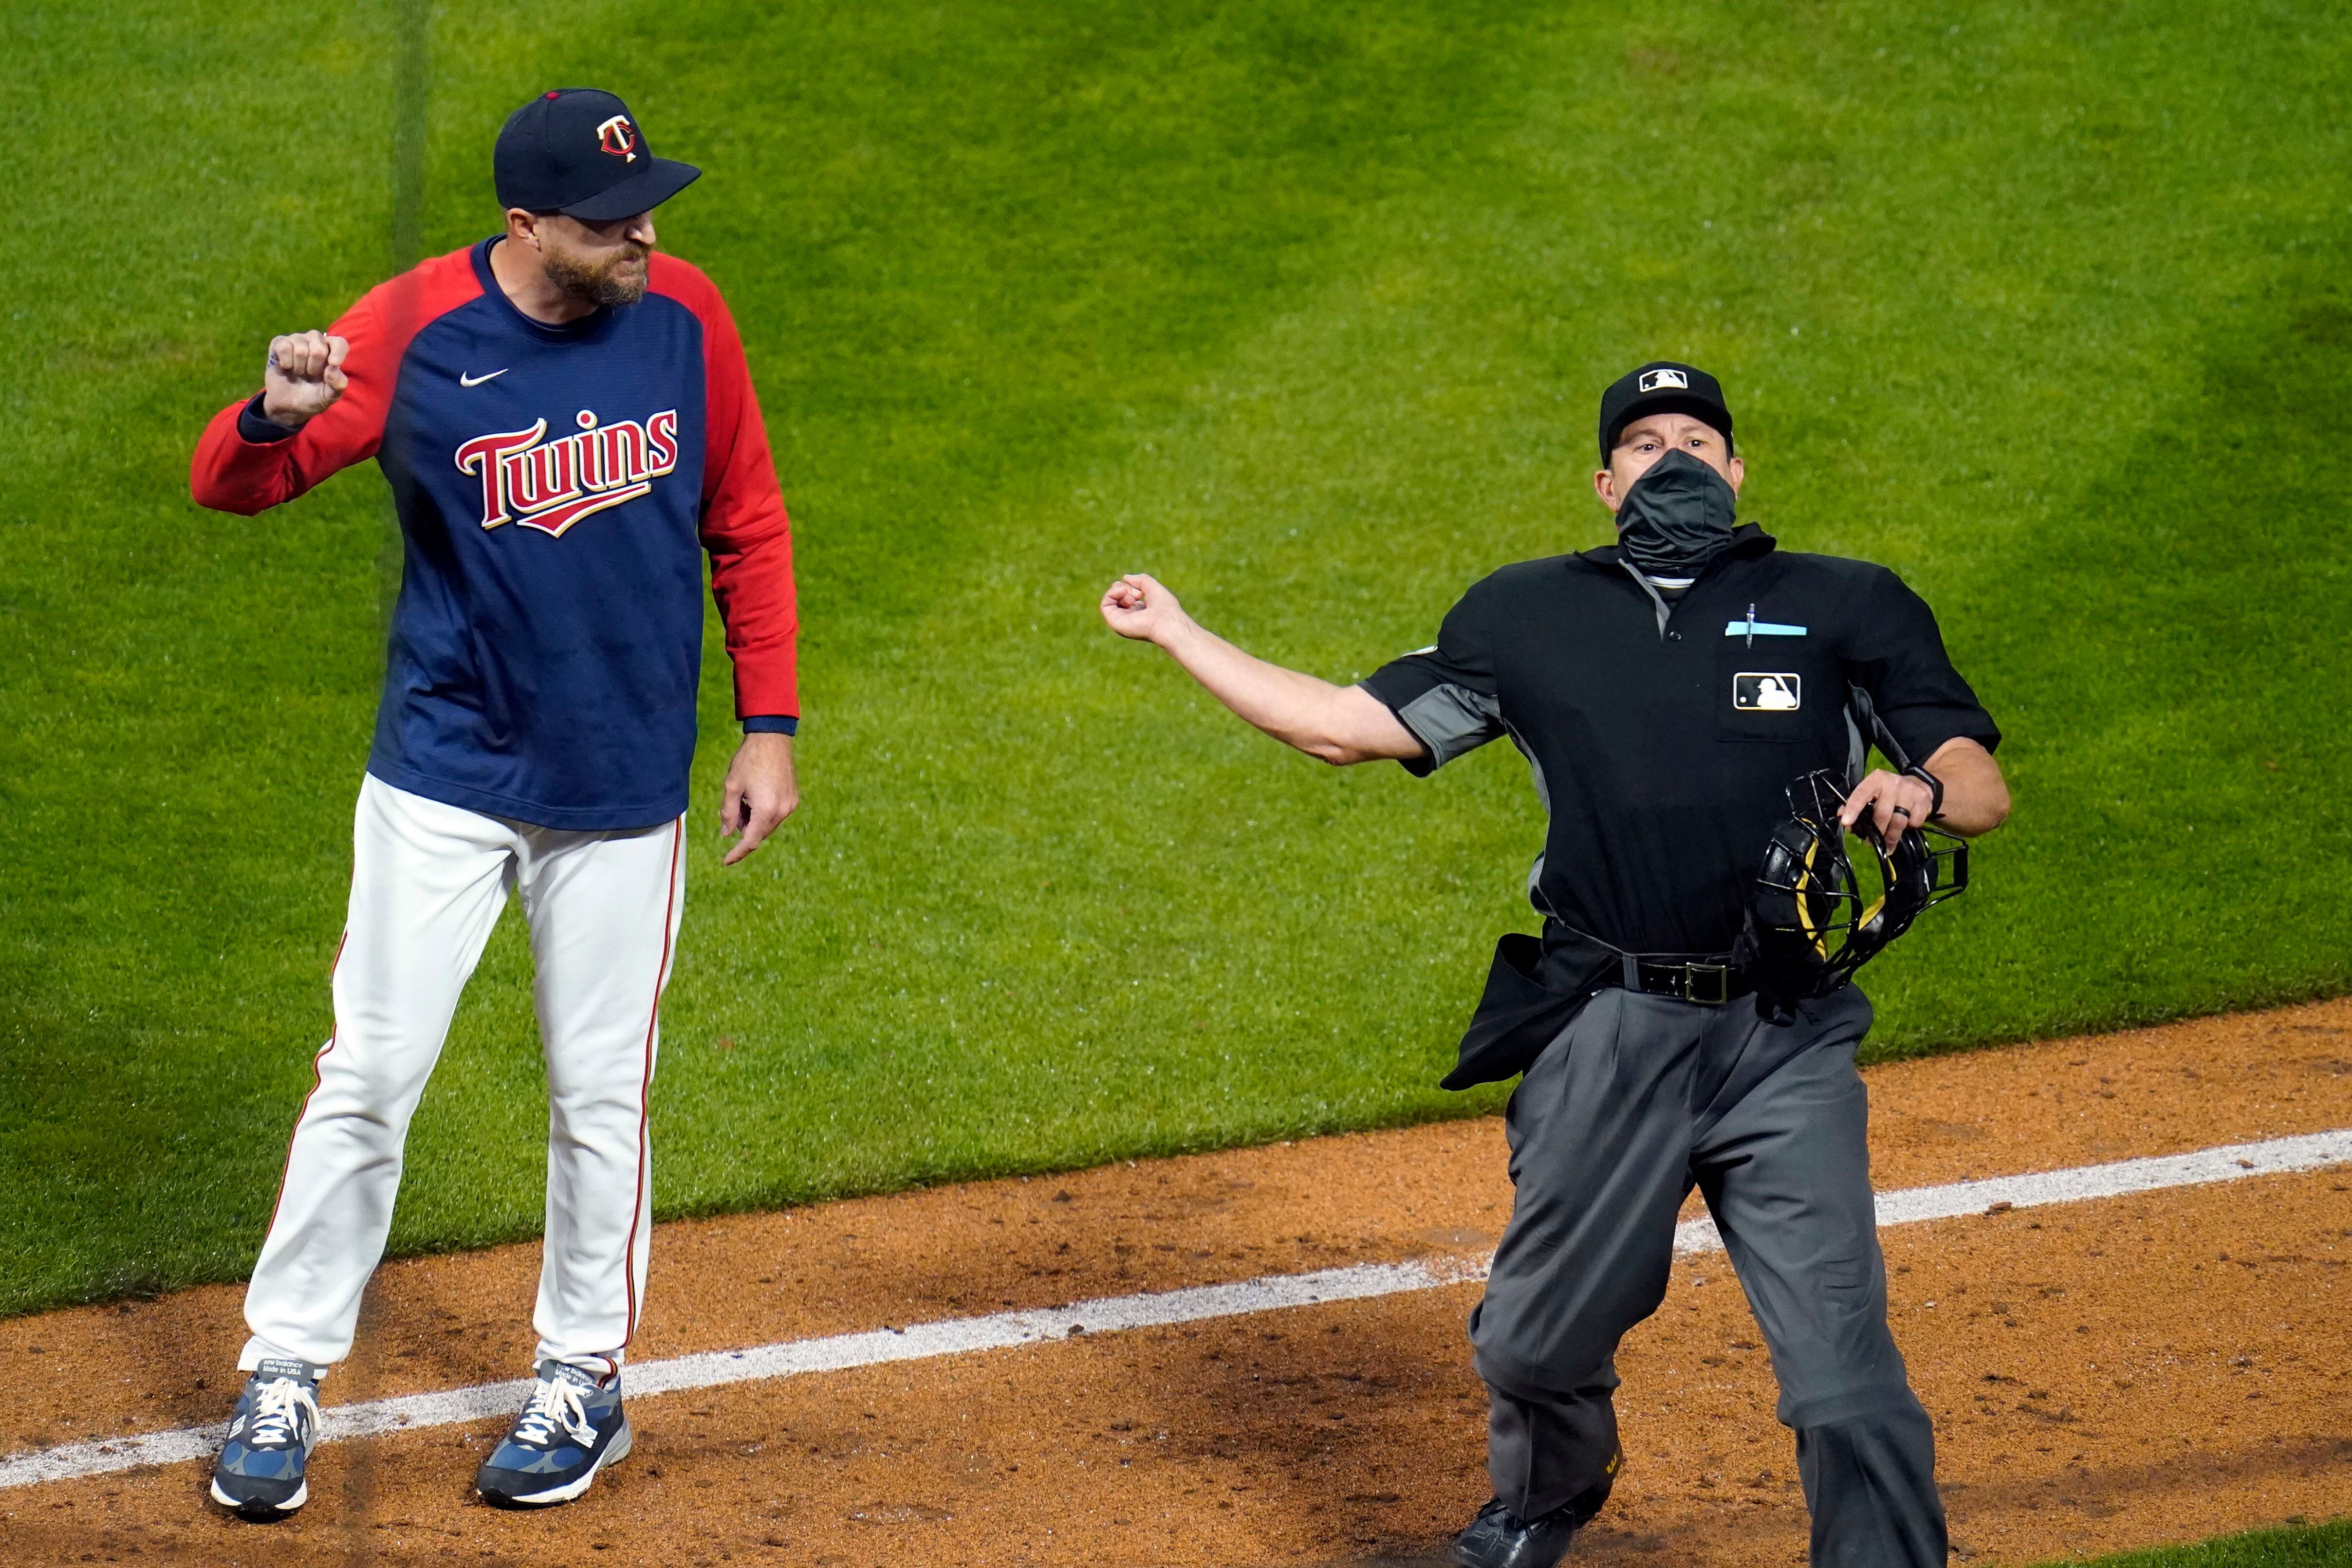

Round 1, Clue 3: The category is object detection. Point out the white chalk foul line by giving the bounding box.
[6,1127,2347,1493]
[1671,1126,2352,1256]
[0,1262,1470,1493]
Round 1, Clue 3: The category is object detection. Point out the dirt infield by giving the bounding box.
[3,998,2349,1565]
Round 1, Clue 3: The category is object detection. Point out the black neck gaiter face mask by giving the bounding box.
[1613,447,1738,579]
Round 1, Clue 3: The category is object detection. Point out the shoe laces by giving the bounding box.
[512,1377,598,1449]
[245,1378,319,1448]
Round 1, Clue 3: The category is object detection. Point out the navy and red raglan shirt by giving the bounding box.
[191,238,797,830]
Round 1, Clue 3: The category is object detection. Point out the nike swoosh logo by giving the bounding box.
[459,369,507,387]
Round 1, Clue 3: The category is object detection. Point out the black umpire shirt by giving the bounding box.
[1359,525,2000,957]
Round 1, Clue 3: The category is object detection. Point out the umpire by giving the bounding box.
[1099,362,2010,1568]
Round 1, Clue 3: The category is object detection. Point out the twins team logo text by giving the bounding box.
[456,409,679,537]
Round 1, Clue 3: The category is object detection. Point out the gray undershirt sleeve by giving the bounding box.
[1385,681,1507,771]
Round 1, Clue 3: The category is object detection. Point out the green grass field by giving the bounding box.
[2056,1519,2352,1568]
[4,0,2351,1329]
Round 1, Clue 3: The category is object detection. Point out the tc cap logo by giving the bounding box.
[597,115,638,161]
[1732,672,1802,711]
[1638,367,1690,393]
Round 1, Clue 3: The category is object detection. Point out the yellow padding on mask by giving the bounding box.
[1797,838,1831,959]
[1855,838,1895,930]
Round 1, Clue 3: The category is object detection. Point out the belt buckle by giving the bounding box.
[1681,963,1731,1007]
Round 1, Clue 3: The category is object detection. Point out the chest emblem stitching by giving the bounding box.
[1733,672,1802,712]
[455,407,680,538]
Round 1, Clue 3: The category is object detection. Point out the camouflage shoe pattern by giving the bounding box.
[475,1360,631,1508]
[209,1359,323,1519]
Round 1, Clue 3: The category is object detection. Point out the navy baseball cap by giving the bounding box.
[494,89,700,221]
[1597,361,1735,464]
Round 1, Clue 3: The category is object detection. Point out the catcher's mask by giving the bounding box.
[1749,770,1968,1001]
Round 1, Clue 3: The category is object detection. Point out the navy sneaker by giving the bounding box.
[475,1361,631,1507]
[1450,1496,1590,1568]
[209,1359,323,1519]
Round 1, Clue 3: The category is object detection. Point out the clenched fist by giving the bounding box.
[1099,573,1191,646]
[261,330,351,429]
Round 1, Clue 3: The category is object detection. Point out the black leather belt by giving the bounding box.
[1616,952,1748,1007]
[1448,924,1760,1089]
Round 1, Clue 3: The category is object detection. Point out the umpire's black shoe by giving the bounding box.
[1449,1496,1586,1568]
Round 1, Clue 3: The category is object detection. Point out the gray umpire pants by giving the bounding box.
[1468,984,1945,1568]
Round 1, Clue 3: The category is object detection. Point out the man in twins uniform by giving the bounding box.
[188,89,799,1517]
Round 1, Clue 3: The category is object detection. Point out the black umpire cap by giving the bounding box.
[494,89,701,221]
[1597,361,1735,465]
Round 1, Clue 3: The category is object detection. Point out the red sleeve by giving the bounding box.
[189,250,483,517]
[651,255,800,721]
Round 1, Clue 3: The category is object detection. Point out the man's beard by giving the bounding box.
[544,244,650,309]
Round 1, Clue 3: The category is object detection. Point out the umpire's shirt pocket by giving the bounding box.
[1715,630,1833,745]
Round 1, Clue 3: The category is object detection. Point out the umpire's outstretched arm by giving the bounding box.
[1100,573,1424,766]
[1102,572,2012,841]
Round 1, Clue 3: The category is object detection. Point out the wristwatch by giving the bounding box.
[1903,764,1945,822]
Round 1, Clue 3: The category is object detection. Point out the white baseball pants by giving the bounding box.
[240,773,685,1382]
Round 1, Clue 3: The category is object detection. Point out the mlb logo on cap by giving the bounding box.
[1596,359,1735,463]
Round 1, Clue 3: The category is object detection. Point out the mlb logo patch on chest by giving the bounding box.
[1732,672,1802,712]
